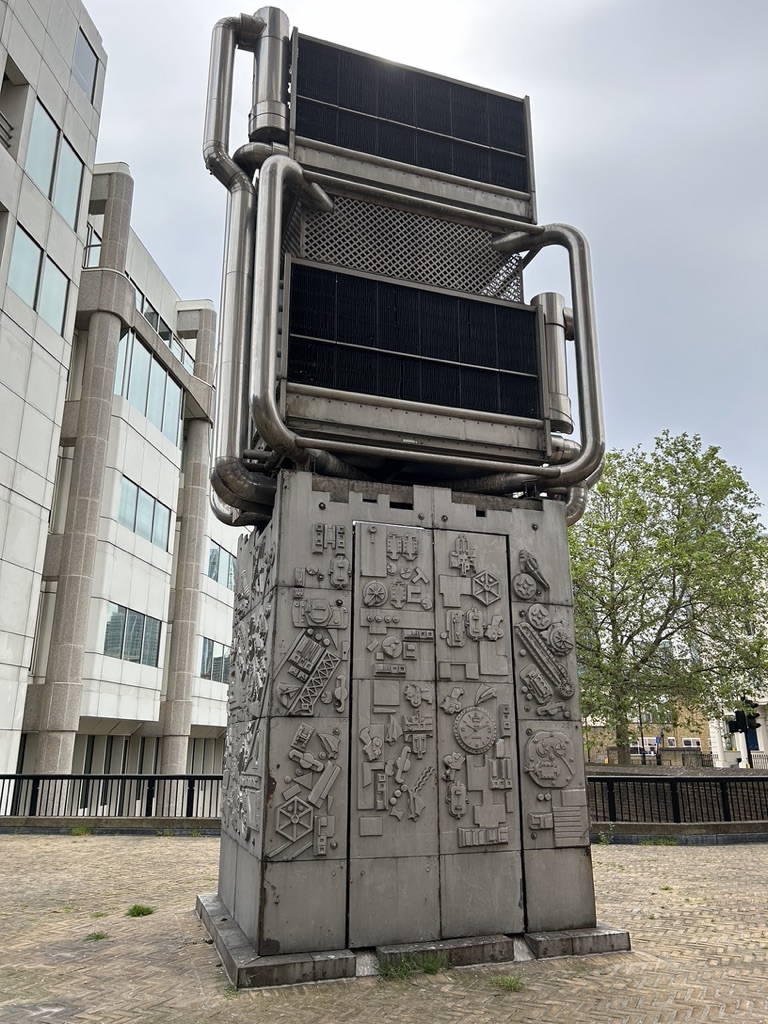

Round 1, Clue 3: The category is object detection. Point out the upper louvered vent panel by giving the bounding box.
[293,35,531,196]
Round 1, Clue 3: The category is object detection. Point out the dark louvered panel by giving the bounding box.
[294,36,531,194]
[287,264,540,419]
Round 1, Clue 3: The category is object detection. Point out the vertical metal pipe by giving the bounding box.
[531,291,573,434]
[203,13,286,519]
[250,7,291,142]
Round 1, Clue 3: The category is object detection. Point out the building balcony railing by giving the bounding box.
[0,109,13,150]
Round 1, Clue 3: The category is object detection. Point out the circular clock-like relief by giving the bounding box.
[454,706,498,754]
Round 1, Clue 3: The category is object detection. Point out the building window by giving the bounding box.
[207,541,236,590]
[72,29,98,101]
[83,222,101,267]
[682,738,701,748]
[25,101,84,227]
[113,330,183,445]
[0,58,29,159]
[129,276,195,373]
[104,602,161,666]
[200,637,231,683]
[7,225,69,333]
[118,476,171,550]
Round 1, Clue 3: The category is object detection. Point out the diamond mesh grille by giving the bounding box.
[288,194,523,303]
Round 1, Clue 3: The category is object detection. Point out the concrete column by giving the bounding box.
[33,168,134,774]
[159,306,216,775]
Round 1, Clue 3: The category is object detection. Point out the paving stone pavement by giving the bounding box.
[1,834,767,1023]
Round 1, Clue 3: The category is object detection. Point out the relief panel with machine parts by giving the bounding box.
[350,523,440,862]
[518,720,590,850]
[268,583,351,718]
[507,535,589,850]
[509,543,580,724]
[264,715,348,863]
[352,522,436,682]
[220,524,277,856]
[433,530,519,857]
[216,474,599,955]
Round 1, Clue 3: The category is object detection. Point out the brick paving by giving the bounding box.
[1,834,767,1023]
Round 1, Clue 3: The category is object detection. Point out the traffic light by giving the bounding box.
[728,710,748,733]
[727,703,761,734]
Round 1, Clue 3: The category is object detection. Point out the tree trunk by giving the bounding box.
[615,717,632,766]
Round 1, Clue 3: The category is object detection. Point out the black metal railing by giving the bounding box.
[588,774,768,825]
[0,774,221,819]
[4,772,767,827]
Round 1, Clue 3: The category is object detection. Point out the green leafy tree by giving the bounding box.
[569,432,768,764]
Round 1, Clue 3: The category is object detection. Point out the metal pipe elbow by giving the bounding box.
[212,13,266,51]
[211,457,277,512]
[203,140,254,192]
[565,464,603,526]
[209,488,271,529]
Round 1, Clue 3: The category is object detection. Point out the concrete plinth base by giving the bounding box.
[525,926,631,958]
[197,892,631,989]
[196,893,357,986]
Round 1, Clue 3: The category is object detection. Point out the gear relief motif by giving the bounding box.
[512,544,589,849]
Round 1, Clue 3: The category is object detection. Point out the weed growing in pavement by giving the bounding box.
[659,885,672,891]
[223,985,239,999]
[126,904,155,917]
[492,974,526,992]
[52,904,75,914]
[377,956,419,980]
[639,837,679,846]
[71,824,93,836]
[91,912,108,919]
[85,931,109,941]
[421,953,450,975]
[155,828,175,837]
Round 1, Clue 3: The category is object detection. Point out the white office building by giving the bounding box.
[0,0,234,780]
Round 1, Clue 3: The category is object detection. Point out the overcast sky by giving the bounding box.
[84,0,768,520]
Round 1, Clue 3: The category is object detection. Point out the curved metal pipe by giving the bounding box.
[204,15,295,515]
[491,224,605,490]
[565,465,604,526]
[564,484,589,527]
[250,154,339,467]
[203,15,266,192]
[209,487,271,529]
[435,435,578,493]
[443,224,604,496]
[211,458,277,510]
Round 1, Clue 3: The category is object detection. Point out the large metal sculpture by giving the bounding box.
[196,8,628,987]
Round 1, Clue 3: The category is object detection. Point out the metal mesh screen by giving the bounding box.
[288,195,523,303]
